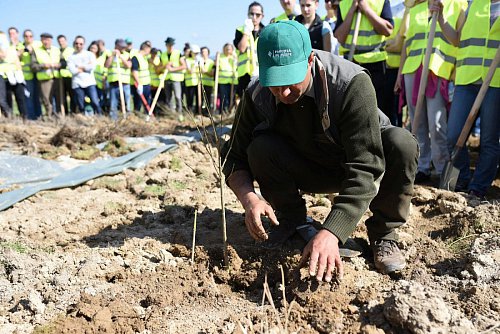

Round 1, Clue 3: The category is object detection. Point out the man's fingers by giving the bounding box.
[308,249,319,277]
[265,207,280,226]
[324,257,336,282]
[316,254,327,281]
[299,244,311,268]
[336,256,344,280]
[245,217,265,240]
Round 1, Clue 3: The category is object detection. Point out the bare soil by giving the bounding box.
[0,116,499,334]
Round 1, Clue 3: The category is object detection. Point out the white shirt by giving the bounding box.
[67,50,97,89]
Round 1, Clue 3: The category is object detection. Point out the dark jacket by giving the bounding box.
[223,50,392,243]
[295,14,325,51]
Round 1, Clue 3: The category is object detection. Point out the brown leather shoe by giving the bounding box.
[372,240,406,274]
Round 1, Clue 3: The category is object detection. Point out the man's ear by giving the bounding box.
[308,52,315,66]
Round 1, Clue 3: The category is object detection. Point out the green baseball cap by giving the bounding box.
[257,20,312,87]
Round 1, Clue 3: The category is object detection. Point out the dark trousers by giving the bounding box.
[246,127,418,243]
[185,85,199,113]
[6,81,27,118]
[218,83,231,113]
[381,67,402,127]
[131,84,151,113]
[61,76,75,114]
[358,61,387,117]
[236,74,251,98]
[0,78,12,116]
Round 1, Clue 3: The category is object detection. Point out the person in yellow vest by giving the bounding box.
[57,35,75,114]
[97,39,111,112]
[88,41,108,114]
[5,27,27,118]
[125,37,138,58]
[104,38,132,120]
[0,31,12,117]
[432,0,499,198]
[156,37,186,116]
[131,41,152,113]
[217,43,238,114]
[334,0,394,112]
[234,2,265,98]
[398,0,464,184]
[31,33,62,118]
[20,29,42,119]
[270,0,301,23]
[184,44,202,114]
[148,48,162,105]
[200,46,215,112]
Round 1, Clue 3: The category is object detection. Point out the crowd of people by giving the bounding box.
[0,0,498,198]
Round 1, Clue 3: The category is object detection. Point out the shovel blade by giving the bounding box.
[439,161,460,191]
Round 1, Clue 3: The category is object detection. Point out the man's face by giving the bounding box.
[143,46,151,56]
[268,54,313,105]
[201,48,209,58]
[74,38,84,52]
[98,41,105,52]
[89,44,98,55]
[8,28,18,42]
[300,0,318,18]
[280,0,296,12]
[23,31,33,44]
[58,37,67,49]
[166,43,174,52]
[248,5,264,26]
[224,44,234,56]
[41,37,52,49]
[127,43,132,51]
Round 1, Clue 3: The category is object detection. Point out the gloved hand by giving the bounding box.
[137,85,143,95]
[244,18,254,35]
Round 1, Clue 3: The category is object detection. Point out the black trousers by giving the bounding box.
[6,81,27,118]
[246,127,418,242]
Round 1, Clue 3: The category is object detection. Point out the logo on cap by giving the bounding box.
[268,49,293,58]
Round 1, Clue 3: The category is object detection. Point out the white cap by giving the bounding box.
[191,44,200,53]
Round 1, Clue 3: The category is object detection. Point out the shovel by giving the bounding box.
[439,45,500,191]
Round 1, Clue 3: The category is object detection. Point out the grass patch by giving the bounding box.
[71,144,100,160]
[93,176,127,192]
[143,184,166,197]
[170,156,182,171]
[0,241,29,253]
[170,180,187,191]
[102,136,133,157]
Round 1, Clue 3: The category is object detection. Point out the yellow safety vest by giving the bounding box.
[160,49,184,82]
[339,0,387,63]
[201,58,215,87]
[20,41,42,81]
[107,51,131,84]
[131,53,151,86]
[455,0,500,87]
[33,47,61,80]
[218,55,237,85]
[149,54,161,88]
[0,45,18,79]
[94,53,107,89]
[402,0,461,80]
[236,26,258,78]
[184,57,200,87]
[59,47,74,78]
[386,17,402,68]
[273,12,295,22]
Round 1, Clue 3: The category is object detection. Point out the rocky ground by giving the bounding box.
[0,115,498,334]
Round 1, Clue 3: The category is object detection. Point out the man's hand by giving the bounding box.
[242,194,279,241]
[300,229,344,282]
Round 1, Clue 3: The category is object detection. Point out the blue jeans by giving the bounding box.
[74,85,102,115]
[447,84,500,195]
[25,79,42,120]
[109,83,130,119]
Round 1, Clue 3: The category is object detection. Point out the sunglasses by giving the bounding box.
[248,12,262,17]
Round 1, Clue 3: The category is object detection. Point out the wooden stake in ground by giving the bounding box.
[115,55,126,119]
[348,10,362,61]
[411,11,438,135]
[191,209,198,264]
[58,78,65,118]
[213,52,220,112]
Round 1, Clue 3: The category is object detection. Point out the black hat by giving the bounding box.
[40,32,53,39]
[164,37,175,45]
[115,38,127,48]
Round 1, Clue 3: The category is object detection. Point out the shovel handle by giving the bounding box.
[213,52,221,111]
[455,45,500,149]
[411,11,438,135]
[348,10,363,61]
